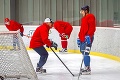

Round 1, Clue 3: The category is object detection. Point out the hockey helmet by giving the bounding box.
[44,18,53,23]
[4,18,10,22]
[81,5,89,12]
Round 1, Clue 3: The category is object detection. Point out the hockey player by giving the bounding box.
[4,18,24,36]
[4,18,25,50]
[53,21,73,53]
[29,18,58,73]
[77,5,96,74]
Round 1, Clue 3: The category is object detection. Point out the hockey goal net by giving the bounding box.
[0,31,38,80]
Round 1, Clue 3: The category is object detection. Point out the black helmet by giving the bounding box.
[81,5,89,12]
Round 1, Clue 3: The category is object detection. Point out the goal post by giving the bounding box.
[0,31,38,80]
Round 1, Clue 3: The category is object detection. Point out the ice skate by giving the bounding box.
[0,76,4,80]
[36,67,46,73]
[81,66,91,75]
[10,47,20,51]
[59,48,67,53]
[10,46,21,51]
[10,46,17,51]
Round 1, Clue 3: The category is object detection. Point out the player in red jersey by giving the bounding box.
[4,18,24,36]
[4,18,26,50]
[77,5,96,74]
[29,18,58,73]
[53,21,73,53]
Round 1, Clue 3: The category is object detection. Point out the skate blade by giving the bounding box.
[81,72,91,75]
[36,70,46,74]
[36,71,47,74]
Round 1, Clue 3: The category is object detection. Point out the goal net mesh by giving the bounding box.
[0,31,38,80]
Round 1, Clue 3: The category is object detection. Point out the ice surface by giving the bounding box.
[28,50,120,80]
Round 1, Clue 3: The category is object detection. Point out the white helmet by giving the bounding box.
[44,18,53,23]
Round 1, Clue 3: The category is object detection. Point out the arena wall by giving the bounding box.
[0,25,120,61]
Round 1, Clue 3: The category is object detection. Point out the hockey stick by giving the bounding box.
[23,34,31,38]
[78,56,84,80]
[50,47,74,76]
[78,42,87,80]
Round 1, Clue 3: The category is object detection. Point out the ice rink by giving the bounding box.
[28,50,120,80]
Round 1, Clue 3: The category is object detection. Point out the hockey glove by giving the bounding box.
[85,36,91,45]
[20,32,23,37]
[63,35,69,39]
[46,45,49,48]
[59,33,65,37]
[59,34,62,37]
[77,38,81,47]
[60,33,69,39]
[51,41,58,50]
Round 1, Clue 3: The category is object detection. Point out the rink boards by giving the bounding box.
[0,25,120,62]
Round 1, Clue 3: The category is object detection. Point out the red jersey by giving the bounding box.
[5,20,24,33]
[29,23,52,48]
[54,21,73,36]
[79,14,96,42]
